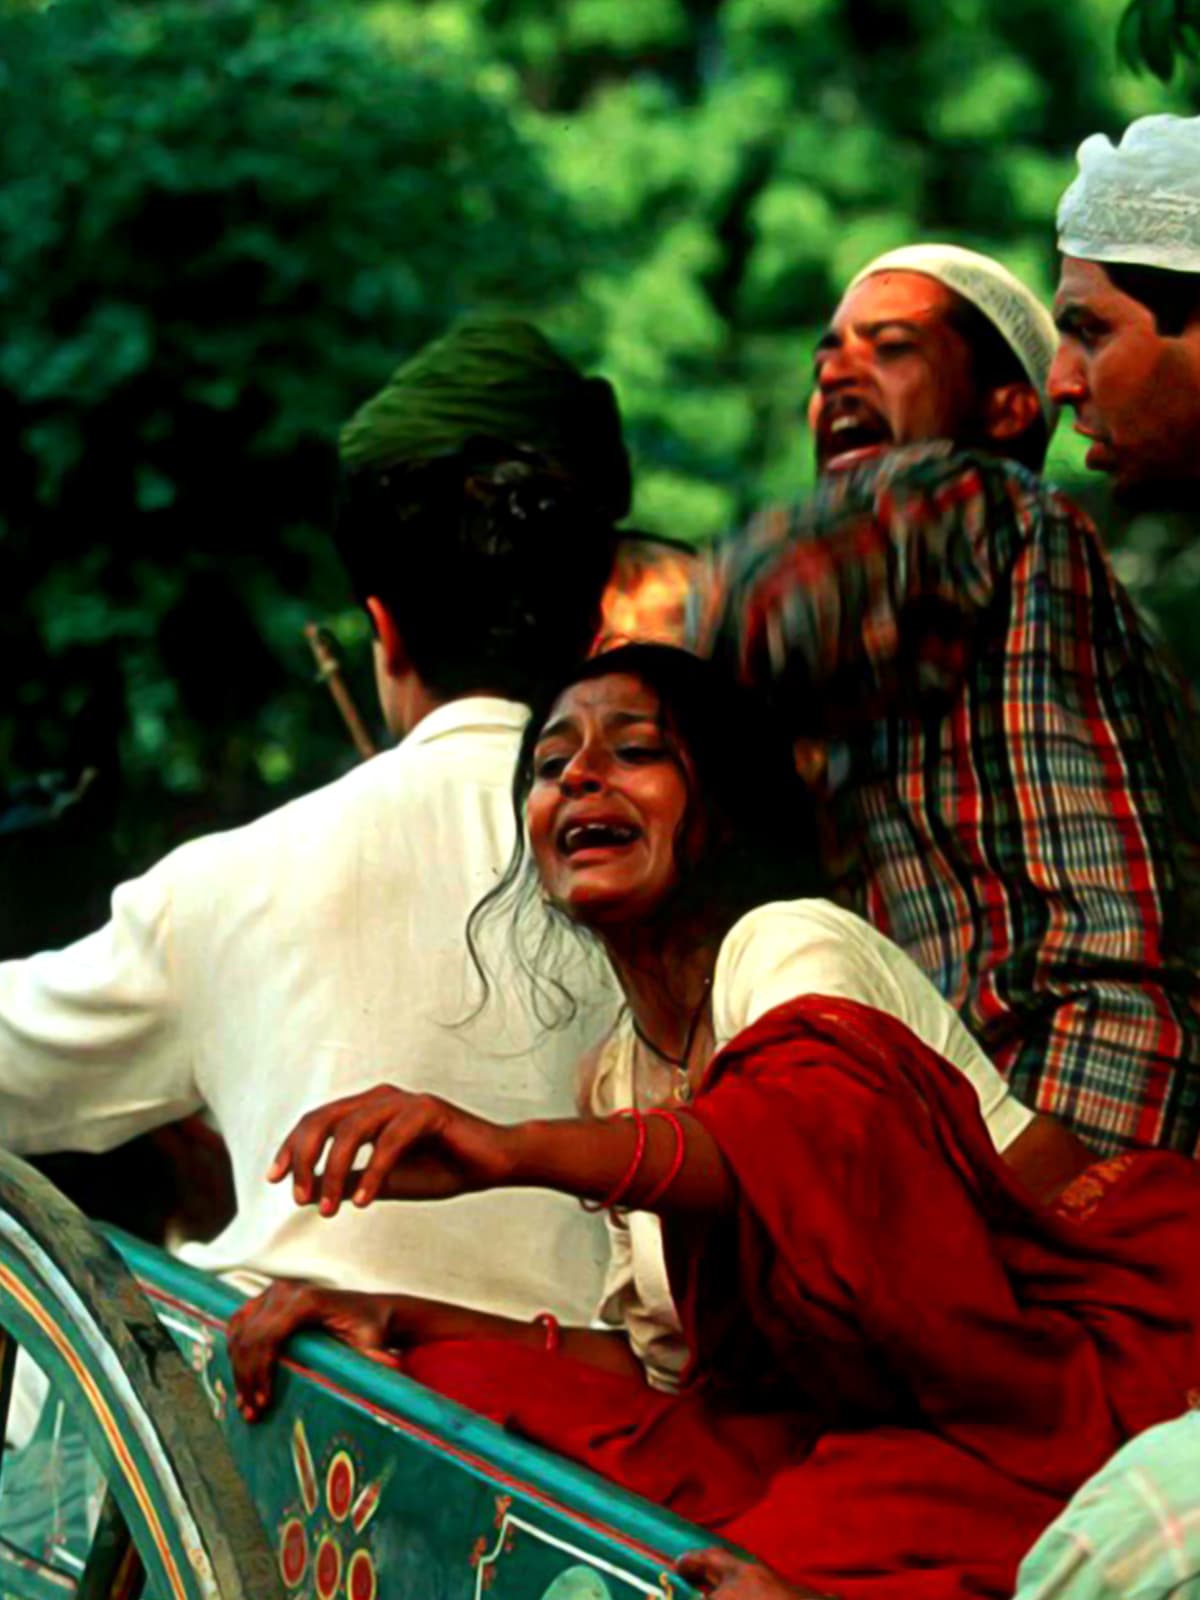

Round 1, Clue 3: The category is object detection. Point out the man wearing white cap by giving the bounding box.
[815,242,1057,473]
[697,243,1200,1159]
[1051,114,1200,499]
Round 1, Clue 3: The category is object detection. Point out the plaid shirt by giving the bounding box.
[1014,1412,1200,1599]
[694,445,1200,1155]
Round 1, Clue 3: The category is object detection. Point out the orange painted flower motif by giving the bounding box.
[351,1480,382,1534]
[279,1518,307,1590]
[315,1535,342,1600]
[347,1548,378,1600]
[276,1422,384,1595]
[326,1450,355,1523]
[292,1419,319,1515]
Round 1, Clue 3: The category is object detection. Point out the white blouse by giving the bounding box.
[588,898,1033,1391]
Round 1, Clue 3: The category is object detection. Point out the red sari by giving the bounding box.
[406,998,1200,1598]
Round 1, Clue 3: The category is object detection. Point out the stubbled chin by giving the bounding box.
[819,442,889,474]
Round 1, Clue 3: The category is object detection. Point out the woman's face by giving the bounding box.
[527,673,698,927]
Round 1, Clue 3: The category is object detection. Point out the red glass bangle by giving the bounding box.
[639,1110,686,1209]
[581,1108,647,1213]
[532,1312,561,1354]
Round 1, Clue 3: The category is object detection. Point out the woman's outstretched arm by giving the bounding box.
[268,1084,735,1216]
[233,1086,733,1422]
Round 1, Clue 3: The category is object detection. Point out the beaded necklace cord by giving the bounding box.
[628,974,713,1104]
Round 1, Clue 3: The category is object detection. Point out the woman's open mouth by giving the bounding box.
[557,820,641,858]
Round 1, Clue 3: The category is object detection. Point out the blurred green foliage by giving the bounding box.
[1,0,1198,910]
[1118,0,1200,80]
[0,0,589,889]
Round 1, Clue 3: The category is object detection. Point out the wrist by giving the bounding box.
[383,1294,429,1345]
[501,1119,545,1188]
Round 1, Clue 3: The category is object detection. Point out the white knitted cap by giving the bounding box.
[847,243,1058,423]
[1057,114,1200,273]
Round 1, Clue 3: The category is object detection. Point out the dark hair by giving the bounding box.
[335,440,619,704]
[467,643,826,1028]
[1102,262,1200,338]
[943,294,1049,472]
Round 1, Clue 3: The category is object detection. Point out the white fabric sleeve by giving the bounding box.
[714,902,902,1039]
[0,861,199,1153]
[713,902,1033,1152]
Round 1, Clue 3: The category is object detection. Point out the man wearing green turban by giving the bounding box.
[340,316,696,655]
[0,314,642,1335]
[341,316,633,522]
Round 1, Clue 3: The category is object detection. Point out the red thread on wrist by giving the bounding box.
[533,1312,561,1354]
[639,1110,686,1208]
[581,1108,647,1213]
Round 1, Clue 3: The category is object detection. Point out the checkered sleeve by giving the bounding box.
[703,447,1040,734]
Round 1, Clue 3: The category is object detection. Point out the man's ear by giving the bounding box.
[982,382,1042,444]
[365,596,407,678]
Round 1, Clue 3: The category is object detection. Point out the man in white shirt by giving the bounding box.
[0,317,626,1322]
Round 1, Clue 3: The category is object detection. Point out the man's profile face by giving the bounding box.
[1049,256,1200,496]
[809,272,978,473]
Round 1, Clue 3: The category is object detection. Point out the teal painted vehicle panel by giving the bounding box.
[0,1151,281,1600]
[110,1231,705,1600]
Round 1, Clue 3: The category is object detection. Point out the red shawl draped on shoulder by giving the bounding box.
[406,997,1200,1599]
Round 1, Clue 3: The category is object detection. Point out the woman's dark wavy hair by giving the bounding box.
[466,643,827,1028]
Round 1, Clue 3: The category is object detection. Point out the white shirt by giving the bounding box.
[0,698,614,1320]
[591,899,1033,1390]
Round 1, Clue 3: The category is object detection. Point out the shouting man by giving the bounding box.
[673,239,1200,1599]
[696,243,1200,1157]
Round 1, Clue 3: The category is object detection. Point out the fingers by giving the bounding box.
[676,1549,750,1593]
[348,1101,441,1207]
[676,1553,818,1600]
[268,1087,460,1214]
[266,1086,399,1209]
[363,1347,405,1371]
[323,1093,444,1215]
[316,1103,392,1217]
[268,1104,344,1203]
[228,1283,314,1423]
[265,1141,293,1184]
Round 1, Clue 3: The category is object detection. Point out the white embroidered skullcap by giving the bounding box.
[1057,114,1200,273]
[848,243,1058,423]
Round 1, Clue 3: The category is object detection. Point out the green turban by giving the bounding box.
[340,316,632,522]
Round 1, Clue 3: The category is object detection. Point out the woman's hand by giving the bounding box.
[676,1551,834,1600]
[268,1085,518,1214]
[228,1282,404,1422]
